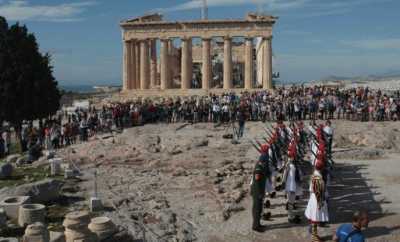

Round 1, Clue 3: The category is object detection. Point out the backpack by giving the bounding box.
[343,228,362,242]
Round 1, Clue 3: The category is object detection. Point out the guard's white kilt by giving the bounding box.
[285,164,303,196]
[270,162,278,178]
[265,178,274,193]
[305,193,329,222]
[277,159,283,170]
[285,181,303,196]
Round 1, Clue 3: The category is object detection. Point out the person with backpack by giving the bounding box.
[333,210,369,242]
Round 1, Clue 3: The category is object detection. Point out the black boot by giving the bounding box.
[264,200,271,208]
[288,215,301,224]
[252,225,266,232]
[262,212,271,220]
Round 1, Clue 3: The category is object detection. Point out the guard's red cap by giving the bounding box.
[318,140,325,149]
[317,149,325,161]
[315,158,325,170]
[287,140,297,159]
[261,144,269,153]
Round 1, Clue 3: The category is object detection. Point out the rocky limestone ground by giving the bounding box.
[52,120,400,242]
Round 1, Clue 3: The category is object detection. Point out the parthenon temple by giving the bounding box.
[120,13,277,94]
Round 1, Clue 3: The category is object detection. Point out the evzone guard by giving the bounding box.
[250,120,334,234]
[305,157,329,242]
[282,137,303,223]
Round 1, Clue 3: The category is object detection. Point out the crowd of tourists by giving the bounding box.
[1,85,399,157]
[69,85,400,130]
[98,85,400,127]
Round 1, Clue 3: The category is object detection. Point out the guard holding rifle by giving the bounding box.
[250,144,270,232]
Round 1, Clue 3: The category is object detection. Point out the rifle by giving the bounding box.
[265,124,276,135]
[263,127,273,137]
[249,139,261,153]
[255,139,263,148]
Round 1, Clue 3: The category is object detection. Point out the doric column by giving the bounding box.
[263,37,273,89]
[135,42,141,89]
[188,40,193,85]
[201,38,211,90]
[122,41,130,91]
[167,39,174,88]
[140,40,150,89]
[150,39,157,88]
[181,38,192,90]
[223,37,233,89]
[244,38,253,89]
[129,40,137,89]
[160,39,169,90]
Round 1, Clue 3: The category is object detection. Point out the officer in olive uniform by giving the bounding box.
[250,144,270,232]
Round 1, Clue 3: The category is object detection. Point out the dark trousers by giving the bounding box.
[252,196,263,228]
[21,140,28,152]
[238,122,245,138]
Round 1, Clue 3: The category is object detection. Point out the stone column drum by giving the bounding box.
[63,211,96,242]
[88,217,117,241]
[18,204,46,227]
[23,222,50,242]
[0,196,31,220]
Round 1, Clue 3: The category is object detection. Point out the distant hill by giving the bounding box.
[320,71,400,83]
[320,75,353,82]
[59,84,96,93]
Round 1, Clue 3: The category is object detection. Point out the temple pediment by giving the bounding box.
[125,13,163,23]
[246,12,278,21]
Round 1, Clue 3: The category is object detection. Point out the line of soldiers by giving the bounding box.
[250,119,333,242]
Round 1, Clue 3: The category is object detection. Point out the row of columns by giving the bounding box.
[123,39,157,90]
[123,37,273,91]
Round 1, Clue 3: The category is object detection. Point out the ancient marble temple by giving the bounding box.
[120,13,277,94]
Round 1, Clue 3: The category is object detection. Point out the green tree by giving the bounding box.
[0,16,61,147]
